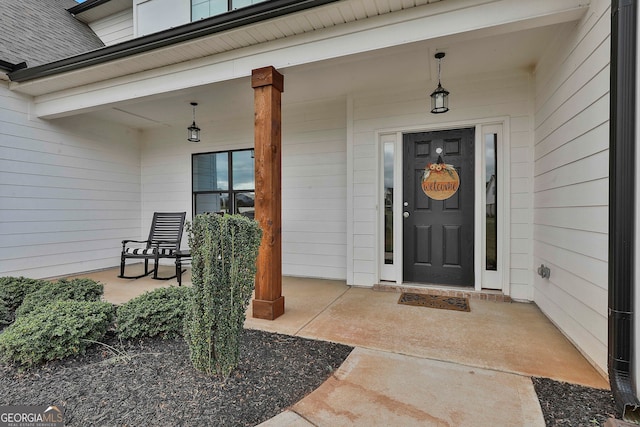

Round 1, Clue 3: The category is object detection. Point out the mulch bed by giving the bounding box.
[0,329,352,426]
[533,377,619,426]
[0,327,623,426]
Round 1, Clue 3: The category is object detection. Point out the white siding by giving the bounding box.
[0,84,141,279]
[351,71,534,299]
[139,115,253,241]
[532,0,610,375]
[89,9,134,46]
[139,97,347,279]
[282,98,347,279]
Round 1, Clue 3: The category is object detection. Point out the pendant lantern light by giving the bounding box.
[187,102,201,143]
[430,52,450,114]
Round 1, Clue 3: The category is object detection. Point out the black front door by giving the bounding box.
[403,128,475,286]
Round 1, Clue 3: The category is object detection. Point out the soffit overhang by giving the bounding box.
[9,0,394,91]
[10,0,589,113]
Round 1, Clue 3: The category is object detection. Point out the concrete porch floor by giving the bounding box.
[73,265,609,426]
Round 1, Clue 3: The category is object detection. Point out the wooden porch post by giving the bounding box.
[252,66,285,320]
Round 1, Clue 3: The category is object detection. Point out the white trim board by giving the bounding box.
[376,116,511,294]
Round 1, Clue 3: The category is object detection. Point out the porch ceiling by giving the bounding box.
[74,21,574,130]
[13,0,587,125]
[11,0,448,93]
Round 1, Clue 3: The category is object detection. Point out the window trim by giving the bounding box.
[192,148,255,218]
[376,118,510,295]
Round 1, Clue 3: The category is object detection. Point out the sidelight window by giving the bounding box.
[485,133,498,271]
[383,142,394,265]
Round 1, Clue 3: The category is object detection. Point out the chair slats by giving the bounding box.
[119,212,186,279]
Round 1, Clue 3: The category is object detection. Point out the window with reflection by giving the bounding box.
[192,0,267,20]
[485,133,497,270]
[192,149,255,218]
[384,142,394,264]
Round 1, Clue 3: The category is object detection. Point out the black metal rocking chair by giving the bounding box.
[119,212,186,280]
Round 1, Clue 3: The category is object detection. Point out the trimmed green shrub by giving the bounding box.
[0,299,10,326]
[184,214,262,377]
[0,300,115,367]
[0,277,47,312]
[116,286,193,340]
[16,278,103,318]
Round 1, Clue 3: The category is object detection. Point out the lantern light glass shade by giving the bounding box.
[430,52,449,114]
[187,102,201,143]
[430,83,449,114]
[187,121,200,142]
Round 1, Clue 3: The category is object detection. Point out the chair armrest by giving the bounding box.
[122,239,150,248]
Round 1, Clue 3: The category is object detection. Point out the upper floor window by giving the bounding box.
[192,0,268,21]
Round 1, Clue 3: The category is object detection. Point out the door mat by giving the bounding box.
[398,293,470,312]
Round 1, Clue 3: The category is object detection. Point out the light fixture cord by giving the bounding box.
[192,105,196,123]
[437,57,442,85]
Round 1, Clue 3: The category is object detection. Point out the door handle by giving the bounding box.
[403,211,410,218]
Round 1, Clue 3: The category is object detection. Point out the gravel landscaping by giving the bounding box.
[533,376,619,426]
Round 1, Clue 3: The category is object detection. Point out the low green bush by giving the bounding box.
[16,278,103,318]
[0,300,115,367]
[0,277,47,312]
[116,286,192,340]
[0,299,10,326]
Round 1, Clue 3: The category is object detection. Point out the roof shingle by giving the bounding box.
[0,0,104,68]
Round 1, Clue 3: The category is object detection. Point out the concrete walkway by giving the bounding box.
[75,267,609,426]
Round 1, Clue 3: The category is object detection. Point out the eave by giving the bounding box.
[9,0,589,118]
[10,0,342,83]
[0,60,27,73]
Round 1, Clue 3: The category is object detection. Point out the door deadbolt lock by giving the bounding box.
[403,201,409,207]
[403,211,410,218]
